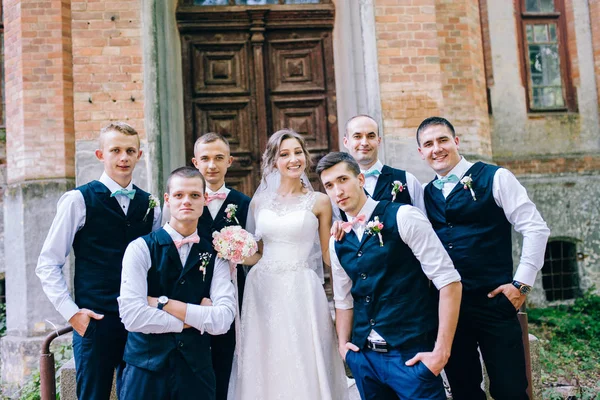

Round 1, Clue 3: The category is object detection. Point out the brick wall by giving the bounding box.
[373,0,490,158]
[71,0,145,142]
[590,0,600,111]
[497,155,600,176]
[3,0,75,183]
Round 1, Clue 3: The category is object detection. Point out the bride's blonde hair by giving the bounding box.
[261,129,312,183]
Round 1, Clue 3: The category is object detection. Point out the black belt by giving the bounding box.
[366,340,390,353]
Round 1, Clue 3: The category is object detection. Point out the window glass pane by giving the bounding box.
[285,0,320,3]
[526,0,540,12]
[540,0,555,12]
[533,24,549,42]
[236,0,280,3]
[194,0,229,4]
[549,24,557,41]
[526,25,534,42]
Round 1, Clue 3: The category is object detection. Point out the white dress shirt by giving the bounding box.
[430,157,550,286]
[36,173,162,322]
[329,197,461,341]
[118,223,236,335]
[206,184,231,219]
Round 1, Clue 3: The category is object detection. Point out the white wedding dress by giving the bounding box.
[229,191,349,400]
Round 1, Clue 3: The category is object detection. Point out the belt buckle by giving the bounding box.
[368,340,388,353]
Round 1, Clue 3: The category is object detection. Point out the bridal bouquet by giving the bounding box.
[212,226,258,264]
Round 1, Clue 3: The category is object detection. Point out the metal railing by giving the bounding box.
[40,326,73,400]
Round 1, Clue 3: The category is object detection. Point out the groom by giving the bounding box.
[318,152,462,400]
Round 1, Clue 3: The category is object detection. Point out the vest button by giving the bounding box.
[178,341,184,348]
[360,273,367,280]
[369,319,376,326]
[448,243,453,249]
[126,222,131,227]
[357,251,363,257]
[447,223,453,228]
[365,296,371,303]
[180,279,186,285]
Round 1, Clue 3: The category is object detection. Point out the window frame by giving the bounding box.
[516,0,577,113]
[541,239,581,302]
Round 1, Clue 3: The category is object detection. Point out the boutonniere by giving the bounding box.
[460,175,477,201]
[391,180,406,201]
[144,195,160,221]
[224,204,240,225]
[199,252,212,281]
[365,216,384,247]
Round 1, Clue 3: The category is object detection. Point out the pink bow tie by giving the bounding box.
[206,192,227,205]
[341,214,366,233]
[173,234,200,249]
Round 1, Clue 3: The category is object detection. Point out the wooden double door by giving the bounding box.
[178,3,338,195]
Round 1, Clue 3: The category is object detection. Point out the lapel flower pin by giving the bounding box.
[460,175,477,201]
[199,252,212,281]
[365,216,384,247]
[391,180,406,202]
[144,195,160,221]
[224,204,240,225]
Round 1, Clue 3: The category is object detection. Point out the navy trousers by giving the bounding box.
[120,351,216,400]
[444,291,529,400]
[346,341,446,400]
[211,266,245,400]
[72,314,127,400]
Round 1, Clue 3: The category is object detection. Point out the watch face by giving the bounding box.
[521,286,531,295]
[158,296,168,304]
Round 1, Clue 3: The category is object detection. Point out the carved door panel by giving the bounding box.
[179,4,337,195]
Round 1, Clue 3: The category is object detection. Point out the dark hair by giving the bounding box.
[99,121,139,147]
[345,114,379,137]
[194,132,230,154]
[261,129,312,179]
[416,116,456,146]
[166,166,206,193]
[316,152,361,177]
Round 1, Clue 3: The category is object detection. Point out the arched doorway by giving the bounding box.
[177,0,338,194]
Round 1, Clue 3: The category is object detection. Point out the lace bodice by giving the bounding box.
[253,191,318,263]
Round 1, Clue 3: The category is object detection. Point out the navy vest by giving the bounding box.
[424,162,513,292]
[123,229,216,374]
[334,201,437,348]
[340,165,411,221]
[197,188,250,243]
[72,181,153,315]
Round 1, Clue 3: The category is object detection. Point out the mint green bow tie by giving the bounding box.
[363,169,381,177]
[111,188,136,199]
[432,174,459,190]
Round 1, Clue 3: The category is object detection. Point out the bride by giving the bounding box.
[228,129,349,400]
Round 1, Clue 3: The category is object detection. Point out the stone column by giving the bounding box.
[1,0,75,390]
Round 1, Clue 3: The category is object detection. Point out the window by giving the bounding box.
[541,240,580,301]
[518,0,576,112]
[192,0,322,5]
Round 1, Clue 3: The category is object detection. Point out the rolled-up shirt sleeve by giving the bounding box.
[184,258,236,335]
[118,238,184,334]
[329,236,354,310]
[397,205,461,289]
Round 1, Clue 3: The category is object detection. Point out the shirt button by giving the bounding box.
[357,251,363,257]
[360,273,367,280]
[180,279,186,285]
[365,296,371,303]
[369,319,376,326]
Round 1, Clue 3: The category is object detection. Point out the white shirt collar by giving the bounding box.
[163,223,198,242]
[437,157,473,180]
[206,184,229,196]
[348,197,378,222]
[361,160,383,175]
[99,172,133,193]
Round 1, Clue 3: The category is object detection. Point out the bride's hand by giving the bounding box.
[330,221,346,242]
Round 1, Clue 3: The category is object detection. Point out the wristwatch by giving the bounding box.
[157,296,169,310]
[512,281,532,295]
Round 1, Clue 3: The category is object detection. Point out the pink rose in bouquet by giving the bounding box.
[212,226,258,265]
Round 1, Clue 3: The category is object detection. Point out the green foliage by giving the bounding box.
[0,303,6,337]
[14,342,73,400]
[528,289,600,396]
